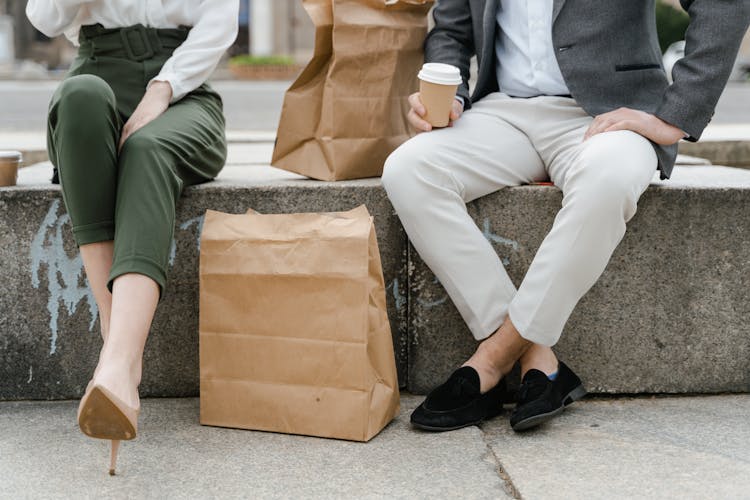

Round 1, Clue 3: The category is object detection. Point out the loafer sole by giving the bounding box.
[411,417,485,432]
[511,384,587,432]
[411,400,505,432]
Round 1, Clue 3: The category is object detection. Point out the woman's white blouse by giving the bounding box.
[26,1,239,102]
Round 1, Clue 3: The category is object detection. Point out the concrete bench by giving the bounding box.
[679,125,750,168]
[1,163,749,400]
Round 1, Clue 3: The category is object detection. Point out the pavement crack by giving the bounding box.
[479,426,523,500]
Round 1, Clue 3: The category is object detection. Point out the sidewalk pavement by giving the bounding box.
[1,394,748,499]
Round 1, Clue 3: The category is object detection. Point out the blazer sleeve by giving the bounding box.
[25,0,87,37]
[150,0,240,103]
[424,0,475,108]
[654,0,750,141]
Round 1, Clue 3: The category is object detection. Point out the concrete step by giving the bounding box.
[2,164,408,400]
[1,163,749,400]
[3,126,750,169]
[679,124,750,168]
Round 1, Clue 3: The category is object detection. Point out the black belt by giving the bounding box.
[78,23,190,61]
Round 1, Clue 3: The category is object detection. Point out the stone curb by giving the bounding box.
[1,165,749,400]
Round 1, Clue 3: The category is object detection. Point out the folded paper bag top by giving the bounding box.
[271,0,434,181]
[199,205,400,442]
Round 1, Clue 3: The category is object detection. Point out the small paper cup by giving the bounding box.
[0,151,22,187]
[418,63,462,128]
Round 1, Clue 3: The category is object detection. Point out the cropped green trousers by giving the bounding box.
[47,24,227,294]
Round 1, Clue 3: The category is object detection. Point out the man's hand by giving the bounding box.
[584,107,685,145]
[407,92,464,133]
[118,81,173,151]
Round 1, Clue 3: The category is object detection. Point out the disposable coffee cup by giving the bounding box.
[0,151,22,187]
[418,63,462,128]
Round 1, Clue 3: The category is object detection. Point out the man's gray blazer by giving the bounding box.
[425,0,750,178]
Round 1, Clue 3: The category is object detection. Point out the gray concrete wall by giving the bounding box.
[407,182,750,394]
[1,166,749,400]
[0,173,408,400]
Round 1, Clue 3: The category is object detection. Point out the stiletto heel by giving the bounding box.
[109,440,120,476]
[78,383,139,475]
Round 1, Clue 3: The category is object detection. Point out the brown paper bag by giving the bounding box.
[199,205,400,442]
[271,0,434,181]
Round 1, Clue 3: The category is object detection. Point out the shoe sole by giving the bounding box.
[411,404,505,432]
[411,419,485,432]
[78,387,137,441]
[511,384,587,432]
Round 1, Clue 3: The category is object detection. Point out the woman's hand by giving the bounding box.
[407,92,464,133]
[584,107,686,145]
[118,81,173,151]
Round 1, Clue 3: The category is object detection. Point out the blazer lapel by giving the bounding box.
[552,0,567,24]
[482,0,499,58]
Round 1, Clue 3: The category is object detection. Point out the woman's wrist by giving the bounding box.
[147,81,173,102]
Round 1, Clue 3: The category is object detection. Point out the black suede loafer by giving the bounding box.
[411,366,507,432]
[510,361,586,432]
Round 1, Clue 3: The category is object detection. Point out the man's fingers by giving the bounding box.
[408,93,426,117]
[598,118,616,133]
[604,120,633,133]
[585,114,618,140]
[408,109,432,132]
[584,121,600,140]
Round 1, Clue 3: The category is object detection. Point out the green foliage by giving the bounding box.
[655,0,690,53]
[229,55,296,67]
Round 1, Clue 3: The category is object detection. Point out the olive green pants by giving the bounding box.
[47,24,227,294]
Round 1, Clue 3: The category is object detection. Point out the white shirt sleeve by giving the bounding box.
[25,0,87,37]
[150,0,240,103]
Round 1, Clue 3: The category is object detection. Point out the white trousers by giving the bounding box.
[382,93,658,346]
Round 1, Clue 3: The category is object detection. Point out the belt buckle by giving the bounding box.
[120,25,154,62]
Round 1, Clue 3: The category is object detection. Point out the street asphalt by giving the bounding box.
[1,80,749,133]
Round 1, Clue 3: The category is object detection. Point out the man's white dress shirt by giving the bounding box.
[26,0,239,102]
[495,0,570,97]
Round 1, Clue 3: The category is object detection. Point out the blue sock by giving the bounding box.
[547,371,558,381]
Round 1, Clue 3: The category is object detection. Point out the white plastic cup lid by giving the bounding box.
[0,151,22,161]
[418,63,462,86]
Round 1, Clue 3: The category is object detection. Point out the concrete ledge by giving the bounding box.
[4,126,749,170]
[1,166,408,400]
[1,164,749,399]
[679,125,750,168]
[408,166,750,394]
[679,141,750,168]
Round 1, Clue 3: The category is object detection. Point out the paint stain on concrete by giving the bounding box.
[388,278,407,312]
[416,277,448,308]
[30,200,98,355]
[482,218,518,267]
[482,218,519,249]
[168,215,205,267]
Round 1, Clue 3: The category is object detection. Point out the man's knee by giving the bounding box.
[570,131,657,218]
[382,138,427,201]
[578,130,656,173]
